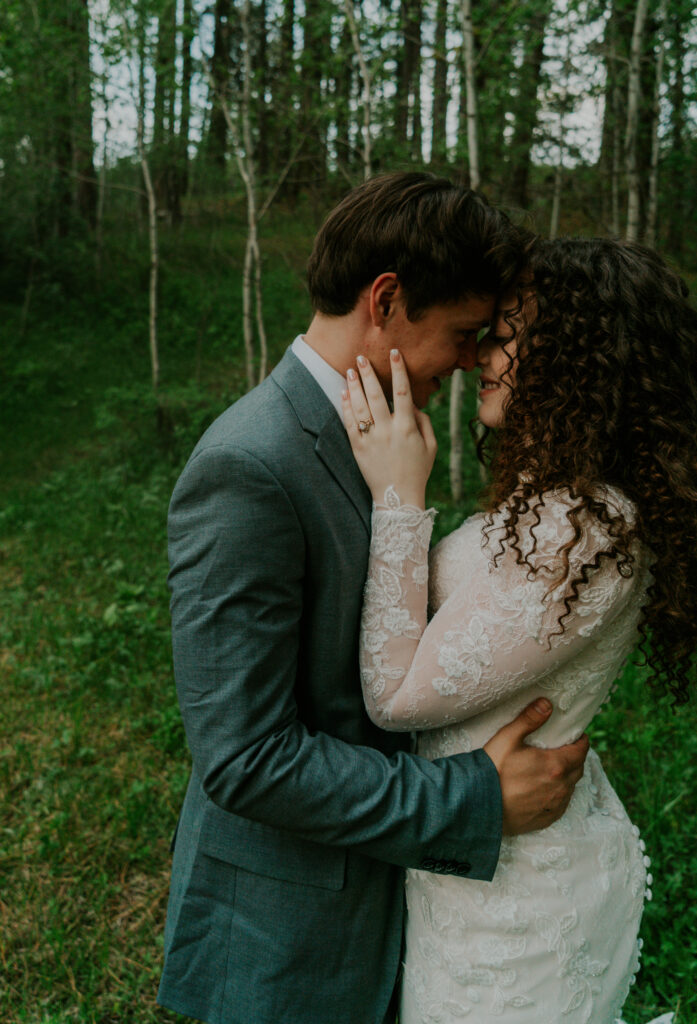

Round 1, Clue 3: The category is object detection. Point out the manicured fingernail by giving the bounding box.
[341,389,349,400]
[391,349,400,361]
[347,368,357,380]
[357,354,367,367]
[534,699,552,714]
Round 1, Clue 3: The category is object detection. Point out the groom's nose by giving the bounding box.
[456,338,478,373]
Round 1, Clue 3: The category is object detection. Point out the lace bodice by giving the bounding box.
[360,486,652,750]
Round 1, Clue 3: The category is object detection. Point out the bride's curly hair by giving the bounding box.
[478,237,697,703]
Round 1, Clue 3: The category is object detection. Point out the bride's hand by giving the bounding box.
[342,349,437,509]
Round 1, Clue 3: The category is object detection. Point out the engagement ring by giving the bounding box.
[358,420,373,433]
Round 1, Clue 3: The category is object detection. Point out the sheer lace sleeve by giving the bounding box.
[359,487,645,731]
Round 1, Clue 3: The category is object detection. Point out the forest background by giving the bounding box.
[1,0,696,1021]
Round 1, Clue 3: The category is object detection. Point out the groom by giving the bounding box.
[157,172,589,1024]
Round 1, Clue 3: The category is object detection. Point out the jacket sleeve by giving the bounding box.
[167,442,502,879]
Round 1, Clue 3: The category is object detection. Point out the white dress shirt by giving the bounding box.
[291,335,347,422]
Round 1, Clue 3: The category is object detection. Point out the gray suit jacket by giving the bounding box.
[157,349,502,1024]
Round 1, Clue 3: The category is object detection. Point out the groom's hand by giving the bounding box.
[483,698,589,836]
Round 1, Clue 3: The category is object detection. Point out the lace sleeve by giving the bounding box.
[359,487,437,728]
[359,487,646,731]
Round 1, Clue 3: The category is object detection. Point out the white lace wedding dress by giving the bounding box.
[359,487,671,1024]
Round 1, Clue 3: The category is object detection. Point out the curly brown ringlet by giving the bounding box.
[477,237,697,704]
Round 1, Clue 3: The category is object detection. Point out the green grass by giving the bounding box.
[1,223,695,1023]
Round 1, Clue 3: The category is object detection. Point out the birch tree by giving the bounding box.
[138,100,161,395]
[126,10,161,395]
[645,0,667,247]
[206,0,267,388]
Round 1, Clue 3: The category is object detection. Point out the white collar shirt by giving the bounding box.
[291,335,347,423]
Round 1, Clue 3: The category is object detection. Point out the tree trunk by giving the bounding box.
[460,0,480,189]
[666,12,686,256]
[276,0,296,176]
[256,0,269,179]
[298,0,328,188]
[334,15,354,174]
[153,2,174,150]
[431,0,449,165]
[207,0,232,175]
[344,0,373,180]
[208,0,268,389]
[95,69,109,279]
[507,1,550,209]
[625,0,649,241]
[45,0,96,236]
[152,0,180,221]
[645,0,667,247]
[179,0,194,199]
[610,74,622,236]
[136,0,148,223]
[549,14,572,239]
[72,0,97,227]
[549,165,563,240]
[396,0,423,157]
[137,59,160,395]
[410,1,423,160]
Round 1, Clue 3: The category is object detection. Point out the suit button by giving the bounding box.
[445,860,459,874]
[456,863,471,876]
[420,858,436,870]
[434,859,447,871]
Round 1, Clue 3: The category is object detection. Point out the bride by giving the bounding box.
[342,237,695,1024]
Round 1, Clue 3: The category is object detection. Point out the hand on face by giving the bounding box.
[342,350,437,508]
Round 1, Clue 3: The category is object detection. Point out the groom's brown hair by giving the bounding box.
[307,172,527,321]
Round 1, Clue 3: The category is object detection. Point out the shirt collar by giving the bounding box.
[291,335,347,422]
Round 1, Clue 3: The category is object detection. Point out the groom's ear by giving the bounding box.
[369,273,401,327]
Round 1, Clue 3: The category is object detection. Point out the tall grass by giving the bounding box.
[0,218,694,1023]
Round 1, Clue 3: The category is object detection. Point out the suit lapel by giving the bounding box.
[272,349,372,535]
